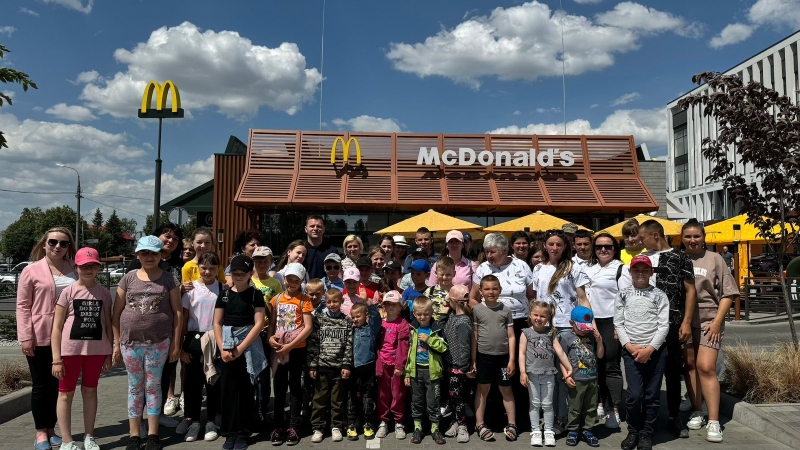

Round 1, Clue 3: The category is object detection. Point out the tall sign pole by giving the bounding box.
[138,80,184,231]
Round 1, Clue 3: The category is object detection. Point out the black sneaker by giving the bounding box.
[270,429,283,446]
[565,431,579,447]
[667,417,689,438]
[125,436,141,450]
[638,433,653,450]
[411,429,423,444]
[431,430,446,445]
[222,436,236,450]
[620,432,638,450]
[144,435,161,450]
[582,431,599,447]
[285,428,300,446]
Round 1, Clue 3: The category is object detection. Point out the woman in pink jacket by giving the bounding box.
[16,227,77,450]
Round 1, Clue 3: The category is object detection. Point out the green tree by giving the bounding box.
[142,212,169,235]
[90,208,103,239]
[0,44,38,149]
[36,205,82,240]
[100,211,126,257]
[0,207,42,261]
[120,218,137,236]
[181,217,197,239]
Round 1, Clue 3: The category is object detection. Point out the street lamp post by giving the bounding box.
[56,163,81,249]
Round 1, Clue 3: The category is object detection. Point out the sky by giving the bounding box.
[1,0,799,231]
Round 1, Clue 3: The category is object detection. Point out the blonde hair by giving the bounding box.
[305,278,324,292]
[528,300,556,335]
[325,288,343,303]
[30,227,76,261]
[343,235,364,253]
[413,295,433,313]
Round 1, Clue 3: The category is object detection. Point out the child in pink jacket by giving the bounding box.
[375,291,411,439]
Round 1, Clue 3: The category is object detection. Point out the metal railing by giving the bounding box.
[743,276,800,321]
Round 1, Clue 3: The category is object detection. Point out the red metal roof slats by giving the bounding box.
[586,137,637,175]
[593,178,656,206]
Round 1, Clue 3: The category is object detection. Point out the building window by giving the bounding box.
[674,124,688,157]
[675,163,688,190]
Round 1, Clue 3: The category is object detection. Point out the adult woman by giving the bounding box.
[392,236,409,268]
[583,233,624,429]
[531,230,592,433]
[224,229,263,284]
[430,230,476,288]
[272,240,308,288]
[510,231,532,266]
[181,239,195,263]
[681,220,738,443]
[17,227,77,450]
[341,235,363,271]
[379,234,395,262]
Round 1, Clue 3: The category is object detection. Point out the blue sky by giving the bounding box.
[1,0,799,231]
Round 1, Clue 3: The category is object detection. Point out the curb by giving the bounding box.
[0,387,31,425]
[720,391,800,449]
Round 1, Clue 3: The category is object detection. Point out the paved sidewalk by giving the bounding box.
[0,366,791,450]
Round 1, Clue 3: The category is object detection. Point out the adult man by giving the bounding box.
[403,227,440,272]
[637,220,697,438]
[304,215,338,280]
[719,246,734,271]
[572,229,593,268]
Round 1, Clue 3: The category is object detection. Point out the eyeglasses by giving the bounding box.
[325,265,340,271]
[47,239,70,248]
[595,245,614,251]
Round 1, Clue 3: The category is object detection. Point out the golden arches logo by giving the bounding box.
[138,80,184,118]
[330,137,361,165]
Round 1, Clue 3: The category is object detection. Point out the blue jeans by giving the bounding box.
[623,346,667,436]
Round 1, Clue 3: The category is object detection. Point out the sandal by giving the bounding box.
[504,423,518,441]
[476,423,494,441]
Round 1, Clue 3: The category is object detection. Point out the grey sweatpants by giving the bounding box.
[410,366,441,425]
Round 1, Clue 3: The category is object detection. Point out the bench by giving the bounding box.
[743,277,800,320]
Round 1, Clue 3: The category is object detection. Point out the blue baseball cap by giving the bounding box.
[135,235,164,253]
[410,259,431,273]
[570,306,594,332]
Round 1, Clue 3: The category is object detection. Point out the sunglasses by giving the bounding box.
[325,265,340,271]
[546,230,565,237]
[595,244,614,251]
[47,239,71,248]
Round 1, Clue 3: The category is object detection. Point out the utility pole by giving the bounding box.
[57,164,81,249]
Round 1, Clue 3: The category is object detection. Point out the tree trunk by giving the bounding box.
[779,254,799,347]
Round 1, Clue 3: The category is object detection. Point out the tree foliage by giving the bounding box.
[0,44,38,149]
[120,218,137,237]
[90,208,104,240]
[99,211,127,257]
[142,213,169,235]
[0,206,82,262]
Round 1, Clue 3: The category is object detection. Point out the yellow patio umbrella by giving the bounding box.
[375,209,483,235]
[484,210,591,233]
[704,214,784,244]
[596,214,684,239]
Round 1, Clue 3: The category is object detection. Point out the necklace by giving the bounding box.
[47,257,67,277]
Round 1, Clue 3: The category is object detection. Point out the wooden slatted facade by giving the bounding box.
[233,130,658,215]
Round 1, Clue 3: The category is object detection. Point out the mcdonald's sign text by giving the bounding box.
[330,137,362,165]
[138,80,185,119]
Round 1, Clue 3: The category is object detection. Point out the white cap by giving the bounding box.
[283,262,306,280]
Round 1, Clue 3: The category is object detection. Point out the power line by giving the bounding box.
[82,196,148,218]
[86,192,151,201]
[0,188,73,195]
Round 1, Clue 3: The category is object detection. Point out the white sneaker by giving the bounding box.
[159,414,180,428]
[84,435,100,450]
[176,418,192,434]
[706,421,723,443]
[543,430,556,447]
[164,397,180,416]
[531,430,543,446]
[604,412,620,429]
[680,396,693,412]
[204,422,219,441]
[331,428,343,442]
[597,405,605,417]
[376,422,389,439]
[60,442,80,450]
[395,425,406,440]
[687,411,707,430]
[311,430,324,443]
[185,422,201,442]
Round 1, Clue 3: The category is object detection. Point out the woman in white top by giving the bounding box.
[341,235,363,271]
[583,232,624,430]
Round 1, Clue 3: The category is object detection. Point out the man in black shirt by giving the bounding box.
[304,215,338,280]
[638,220,697,439]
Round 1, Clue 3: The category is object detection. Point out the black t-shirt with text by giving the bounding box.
[649,249,695,326]
[215,286,266,327]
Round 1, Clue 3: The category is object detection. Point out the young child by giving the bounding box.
[305,278,326,316]
[213,255,267,450]
[178,252,223,442]
[399,248,428,290]
[51,248,112,450]
[357,256,381,298]
[614,255,669,450]
[322,253,345,293]
[472,275,518,442]
[559,306,604,447]
[307,289,354,443]
[182,228,226,284]
[404,296,448,445]
[519,301,572,447]
[347,301,382,441]
[268,262,314,446]
[439,285,474,443]
[375,291,411,440]
[251,246,283,301]
[402,259,431,311]
[423,256,454,321]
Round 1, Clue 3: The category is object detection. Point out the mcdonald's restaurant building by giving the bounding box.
[162,130,664,262]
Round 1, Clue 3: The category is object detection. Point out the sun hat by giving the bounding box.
[383,290,402,303]
[570,305,594,332]
[283,262,306,280]
[252,246,273,258]
[446,230,464,242]
[343,267,361,282]
[135,235,163,253]
[75,247,101,266]
[230,254,254,273]
[393,235,409,247]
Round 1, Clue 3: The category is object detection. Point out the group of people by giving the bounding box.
[15,215,738,450]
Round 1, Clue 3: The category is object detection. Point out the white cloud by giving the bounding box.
[45,103,97,122]
[488,107,666,151]
[0,26,16,36]
[748,0,800,28]
[42,0,94,14]
[710,23,754,49]
[385,1,700,88]
[78,22,322,118]
[73,70,100,84]
[513,110,521,115]
[590,103,599,108]
[611,92,640,106]
[536,107,561,113]
[574,0,603,3]
[331,115,403,132]
[20,8,40,16]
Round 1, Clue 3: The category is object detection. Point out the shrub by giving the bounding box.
[0,360,30,396]
[0,315,16,341]
[724,343,800,403]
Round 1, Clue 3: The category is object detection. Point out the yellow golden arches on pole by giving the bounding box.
[138,80,184,118]
[330,136,361,165]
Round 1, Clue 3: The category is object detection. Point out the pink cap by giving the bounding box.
[448,284,470,301]
[383,290,402,303]
[75,247,101,266]
[446,230,464,242]
[343,267,361,282]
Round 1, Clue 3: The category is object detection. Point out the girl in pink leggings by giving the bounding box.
[51,248,113,450]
